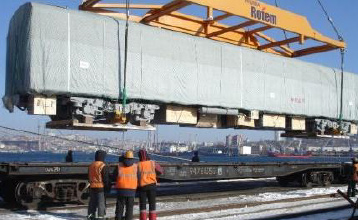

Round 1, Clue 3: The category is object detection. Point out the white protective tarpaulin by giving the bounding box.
[4,3,358,121]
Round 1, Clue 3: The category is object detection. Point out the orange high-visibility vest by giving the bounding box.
[138,161,157,187]
[116,163,138,190]
[89,161,105,188]
[354,164,358,182]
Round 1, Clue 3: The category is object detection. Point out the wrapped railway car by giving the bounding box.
[3,2,358,135]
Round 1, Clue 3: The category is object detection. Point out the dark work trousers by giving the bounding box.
[115,196,134,220]
[139,185,156,211]
[88,189,106,219]
[348,180,357,197]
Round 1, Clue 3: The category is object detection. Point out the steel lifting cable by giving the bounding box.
[317,0,344,42]
[115,2,189,163]
[274,0,290,48]
[316,0,346,128]
[122,0,130,115]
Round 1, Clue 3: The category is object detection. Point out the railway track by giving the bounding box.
[126,194,346,220]
[0,195,349,219]
[0,179,350,219]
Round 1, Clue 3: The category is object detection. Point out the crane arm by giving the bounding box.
[80,0,346,57]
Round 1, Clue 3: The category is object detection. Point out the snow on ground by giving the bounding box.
[155,186,346,211]
[283,209,355,220]
[161,198,348,220]
[0,186,353,220]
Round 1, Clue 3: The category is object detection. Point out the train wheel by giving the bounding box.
[322,172,334,187]
[301,173,313,188]
[77,182,90,204]
[15,182,43,209]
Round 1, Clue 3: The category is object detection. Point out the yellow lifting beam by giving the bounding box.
[79,0,346,57]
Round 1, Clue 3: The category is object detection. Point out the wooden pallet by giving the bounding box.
[46,120,156,131]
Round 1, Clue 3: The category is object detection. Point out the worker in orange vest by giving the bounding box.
[138,149,163,220]
[348,157,358,197]
[113,150,137,220]
[87,150,110,220]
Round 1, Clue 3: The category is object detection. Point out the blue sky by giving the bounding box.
[0,0,357,142]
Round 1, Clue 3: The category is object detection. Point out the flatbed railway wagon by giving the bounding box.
[0,161,350,207]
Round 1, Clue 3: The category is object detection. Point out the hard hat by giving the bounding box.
[125,150,134,159]
[353,157,358,163]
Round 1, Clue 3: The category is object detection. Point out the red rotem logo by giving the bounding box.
[251,6,277,25]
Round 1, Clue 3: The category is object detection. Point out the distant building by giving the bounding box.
[204,142,214,147]
[177,145,189,152]
[240,146,251,155]
[226,135,232,148]
[251,145,262,155]
[322,146,350,153]
[232,135,244,147]
[0,140,39,151]
[161,143,189,153]
[307,146,321,152]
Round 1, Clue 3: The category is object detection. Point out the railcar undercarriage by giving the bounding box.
[17,94,358,137]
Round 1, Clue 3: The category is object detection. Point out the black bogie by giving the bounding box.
[277,170,336,188]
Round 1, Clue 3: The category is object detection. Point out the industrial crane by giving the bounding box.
[79,0,345,57]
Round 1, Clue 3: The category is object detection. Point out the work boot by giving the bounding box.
[149,211,156,220]
[140,210,147,220]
